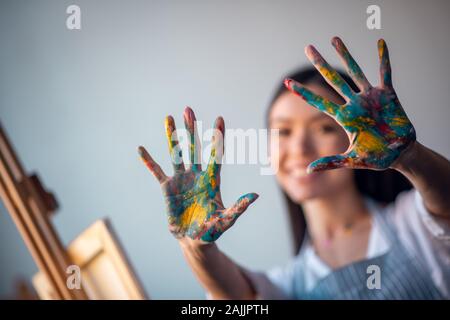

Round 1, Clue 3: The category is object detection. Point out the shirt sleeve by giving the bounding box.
[388,189,450,297]
[204,263,295,300]
[237,261,298,300]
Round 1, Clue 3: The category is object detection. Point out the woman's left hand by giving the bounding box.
[285,37,416,173]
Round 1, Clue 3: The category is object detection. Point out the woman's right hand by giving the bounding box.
[138,107,258,243]
[285,37,416,173]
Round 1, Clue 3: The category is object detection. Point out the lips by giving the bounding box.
[288,167,309,178]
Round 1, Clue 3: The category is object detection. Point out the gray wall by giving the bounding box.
[1,0,449,299]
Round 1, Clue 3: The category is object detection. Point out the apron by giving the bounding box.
[291,202,444,300]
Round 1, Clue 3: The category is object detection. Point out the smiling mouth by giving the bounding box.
[288,167,309,178]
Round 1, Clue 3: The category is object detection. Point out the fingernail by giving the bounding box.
[184,106,195,123]
[331,36,342,48]
[305,45,315,56]
[214,116,224,132]
[305,45,319,62]
[284,78,293,90]
[165,115,175,130]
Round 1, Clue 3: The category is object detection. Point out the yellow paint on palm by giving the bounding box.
[356,131,386,154]
[343,117,376,132]
[342,119,367,133]
[179,202,208,231]
[360,117,376,126]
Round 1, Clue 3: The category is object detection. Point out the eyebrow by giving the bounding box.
[269,113,331,125]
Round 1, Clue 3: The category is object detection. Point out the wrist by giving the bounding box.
[178,237,219,266]
[391,140,421,173]
[178,237,216,252]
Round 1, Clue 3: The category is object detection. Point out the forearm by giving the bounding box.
[179,238,256,299]
[393,141,450,219]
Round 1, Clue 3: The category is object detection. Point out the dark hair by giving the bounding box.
[267,67,412,255]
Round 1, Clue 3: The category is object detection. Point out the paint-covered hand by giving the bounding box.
[138,107,258,243]
[285,37,416,173]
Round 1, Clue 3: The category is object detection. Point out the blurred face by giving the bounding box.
[269,84,354,203]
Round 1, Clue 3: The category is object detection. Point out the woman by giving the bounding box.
[138,37,450,299]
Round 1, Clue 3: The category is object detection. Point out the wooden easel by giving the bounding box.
[0,122,147,299]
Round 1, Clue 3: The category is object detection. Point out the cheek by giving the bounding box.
[270,139,290,186]
[269,135,286,169]
[315,132,349,156]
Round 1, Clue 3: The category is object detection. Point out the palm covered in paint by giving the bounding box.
[138,107,258,243]
[285,37,416,172]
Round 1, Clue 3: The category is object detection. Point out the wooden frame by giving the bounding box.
[0,122,147,300]
[0,123,86,299]
[33,219,148,300]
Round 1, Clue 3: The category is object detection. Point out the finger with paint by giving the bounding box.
[138,107,258,243]
[285,37,416,173]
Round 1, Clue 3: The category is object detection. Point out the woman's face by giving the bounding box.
[269,84,353,203]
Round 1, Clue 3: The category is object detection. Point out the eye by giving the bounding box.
[278,128,291,136]
[318,124,337,134]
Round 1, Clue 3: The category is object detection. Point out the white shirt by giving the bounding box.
[237,190,450,299]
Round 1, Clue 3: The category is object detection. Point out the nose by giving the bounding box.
[288,129,315,159]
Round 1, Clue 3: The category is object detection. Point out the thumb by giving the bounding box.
[225,193,259,217]
[307,154,353,173]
